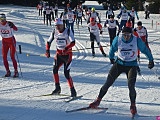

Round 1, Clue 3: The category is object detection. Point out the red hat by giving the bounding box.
[90,17,95,22]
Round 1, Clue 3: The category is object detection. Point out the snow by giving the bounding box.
[0,2,160,120]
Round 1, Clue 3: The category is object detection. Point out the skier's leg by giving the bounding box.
[63,54,77,97]
[52,55,63,94]
[126,66,137,114]
[89,63,122,108]
[2,41,10,76]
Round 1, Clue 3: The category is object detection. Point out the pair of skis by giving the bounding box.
[28,93,108,113]
[28,93,83,103]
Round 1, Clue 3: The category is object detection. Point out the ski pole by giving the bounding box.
[15,49,23,77]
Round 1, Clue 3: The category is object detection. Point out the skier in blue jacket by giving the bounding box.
[89,27,154,116]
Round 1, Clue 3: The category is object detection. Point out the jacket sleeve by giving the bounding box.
[109,36,118,59]
[117,11,122,19]
[46,29,55,50]
[97,23,102,30]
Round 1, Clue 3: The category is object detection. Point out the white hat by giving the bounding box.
[54,18,63,25]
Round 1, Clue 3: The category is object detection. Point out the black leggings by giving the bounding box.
[53,54,72,79]
[98,63,137,103]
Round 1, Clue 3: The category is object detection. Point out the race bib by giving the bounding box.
[1,29,10,38]
[69,20,73,23]
[57,38,66,49]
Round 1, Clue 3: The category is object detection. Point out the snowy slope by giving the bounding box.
[0,3,160,120]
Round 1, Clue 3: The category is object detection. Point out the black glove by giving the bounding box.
[148,60,154,69]
[110,59,115,64]
[8,21,14,28]
[100,31,103,34]
[45,50,50,58]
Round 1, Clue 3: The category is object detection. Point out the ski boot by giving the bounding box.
[52,83,61,95]
[4,70,11,77]
[71,87,77,97]
[13,70,19,78]
[89,97,101,108]
[130,103,137,115]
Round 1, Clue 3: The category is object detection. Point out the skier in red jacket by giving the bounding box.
[0,13,19,77]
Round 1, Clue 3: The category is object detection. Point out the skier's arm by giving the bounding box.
[117,11,122,19]
[109,36,118,59]
[60,12,63,18]
[112,10,115,16]
[145,28,148,44]
[106,11,108,18]
[135,11,139,20]
[87,13,91,24]
[128,12,132,18]
[104,20,108,27]
[8,21,18,31]
[116,20,120,30]
[46,29,55,50]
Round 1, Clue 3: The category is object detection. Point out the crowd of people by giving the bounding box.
[0,2,155,117]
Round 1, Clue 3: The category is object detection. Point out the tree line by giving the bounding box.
[0,0,160,13]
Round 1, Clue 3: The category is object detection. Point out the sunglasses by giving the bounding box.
[0,17,6,21]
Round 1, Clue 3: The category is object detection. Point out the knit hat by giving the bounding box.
[54,18,63,25]
[122,27,132,33]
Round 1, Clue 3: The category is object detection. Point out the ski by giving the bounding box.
[28,93,70,98]
[65,106,108,113]
[65,95,83,103]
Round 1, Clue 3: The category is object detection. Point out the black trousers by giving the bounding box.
[46,14,51,26]
[108,28,116,46]
[98,63,137,104]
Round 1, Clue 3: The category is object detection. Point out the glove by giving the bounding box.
[148,60,154,69]
[100,31,103,34]
[45,50,50,58]
[62,47,68,54]
[8,21,14,28]
[110,59,115,64]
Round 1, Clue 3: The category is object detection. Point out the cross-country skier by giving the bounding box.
[42,4,46,24]
[45,7,51,26]
[66,8,75,35]
[76,5,86,26]
[106,7,114,19]
[89,27,154,116]
[0,13,19,77]
[60,8,68,27]
[37,3,43,16]
[54,4,58,18]
[133,21,150,61]
[45,18,77,97]
[88,17,106,57]
[104,14,120,46]
[117,7,132,30]
[87,7,101,24]
[129,7,139,28]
